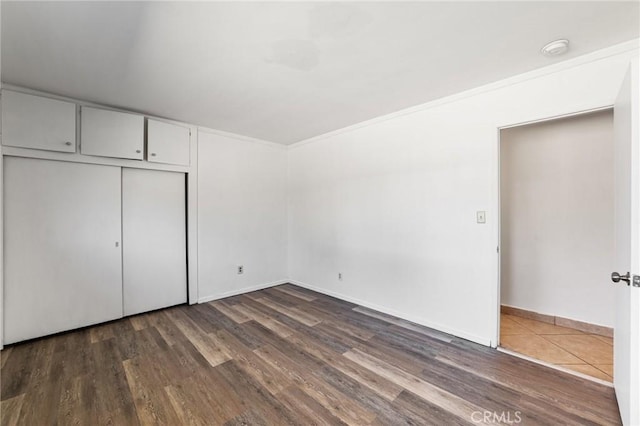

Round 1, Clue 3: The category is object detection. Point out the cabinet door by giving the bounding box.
[81,106,143,160]
[147,119,190,166]
[1,90,76,152]
[3,157,123,344]
[122,168,187,316]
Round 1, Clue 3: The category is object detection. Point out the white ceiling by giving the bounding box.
[2,2,638,144]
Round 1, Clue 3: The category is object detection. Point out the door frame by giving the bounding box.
[493,105,614,348]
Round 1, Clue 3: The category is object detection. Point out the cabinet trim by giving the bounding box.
[1,146,189,173]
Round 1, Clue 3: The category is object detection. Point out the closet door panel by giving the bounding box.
[4,157,123,344]
[122,168,187,316]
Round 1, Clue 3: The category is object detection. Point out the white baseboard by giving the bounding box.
[197,279,288,304]
[288,280,491,347]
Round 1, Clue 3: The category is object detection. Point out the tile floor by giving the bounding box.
[500,313,613,382]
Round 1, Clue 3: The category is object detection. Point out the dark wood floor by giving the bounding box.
[1,284,621,425]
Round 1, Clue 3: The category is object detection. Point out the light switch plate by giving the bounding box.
[476,211,486,224]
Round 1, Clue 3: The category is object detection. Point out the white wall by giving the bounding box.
[501,110,614,327]
[288,42,638,346]
[198,130,288,301]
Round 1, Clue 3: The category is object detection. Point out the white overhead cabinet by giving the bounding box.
[3,157,124,344]
[147,119,190,166]
[122,168,187,316]
[81,106,144,160]
[1,90,76,153]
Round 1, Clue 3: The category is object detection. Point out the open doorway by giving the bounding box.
[498,109,615,383]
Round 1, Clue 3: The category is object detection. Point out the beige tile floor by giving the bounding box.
[500,313,613,381]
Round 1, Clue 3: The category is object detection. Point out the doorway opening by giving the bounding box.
[498,109,615,383]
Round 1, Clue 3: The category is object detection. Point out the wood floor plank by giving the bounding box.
[164,385,212,426]
[311,321,372,351]
[416,357,560,425]
[285,330,403,401]
[57,374,98,426]
[0,347,12,370]
[51,329,94,379]
[167,339,212,376]
[254,343,318,384]
[273,285,317,302]
[392,390,471,426]
[314,364,431,426]
[112,321,163,362]
[353,306,454,343]
[4,338,57,426]
[165,370,245,426]
[242,290,266,301]
[215,360,301,425]
[213,329,292,395]
[317,315,376,342]
[179,304,220,334]
[122,356,179,425]
[437,343,619,410]
[89,322,117,343]
[16,339,70,426]
[241,298,361,354]
[259,288,302,307]
[201,304,271,350]
[236,296,309,329]
[276,385,347,426]
[0,394,24,426]
[92,339,140,425]
[223,408,269,426]
[344,348,492,424]
[232,302,296,338]
[516,393,605,426]
[310,302,391,336]
[354,335,432,375]
[209,300,251,323]
[170,312,232,367]
[145,310,189,346]
[296,372,377,425]
[0,284,622,425]
[129,313,152,331]
[435,354,621,425]
[1,340,45,400]
[255,296,322,327]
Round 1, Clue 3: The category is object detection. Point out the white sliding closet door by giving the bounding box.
[4,157,123,344]
[122,168,187,316]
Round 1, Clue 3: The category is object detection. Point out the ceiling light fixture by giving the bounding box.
[540,39,570,57]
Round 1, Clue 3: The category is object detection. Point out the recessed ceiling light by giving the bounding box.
[541,39,570,57]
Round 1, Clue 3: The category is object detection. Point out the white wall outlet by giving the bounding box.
[338,272,343,281]
[237,265,244,274]
[476,211,486,224]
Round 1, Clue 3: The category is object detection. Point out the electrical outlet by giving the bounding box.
[237,265,244,274]
[338,273,343,281]
[476,211,486,224]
